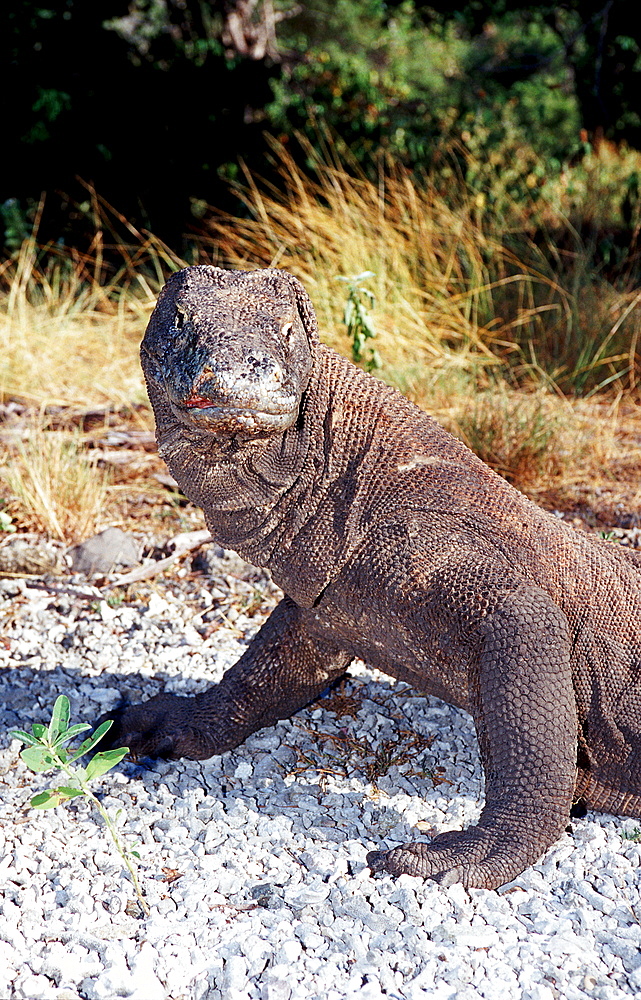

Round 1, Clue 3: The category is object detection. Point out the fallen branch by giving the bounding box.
[102,530,211,589]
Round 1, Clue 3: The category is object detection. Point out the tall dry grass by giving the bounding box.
[204,138,565,379]
[3,423,112,542]
[204,138,641,399]
[0,204,185,541]
[0,197,184,410]
[1,153,641,542]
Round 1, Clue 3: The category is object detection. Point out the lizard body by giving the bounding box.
[107,265,641,888]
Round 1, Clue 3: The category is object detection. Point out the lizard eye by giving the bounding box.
[281,321,294,342]
[174,308,186,330]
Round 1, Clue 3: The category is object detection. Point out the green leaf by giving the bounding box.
[89,718,114,743]
[53,722,92,748]
[31,723,47,740]
[20,745,59,773]
[8,728,41,747]
[84,748,128,780]
[49,695,70,741]
[30,790,59,808]
[58,722,92,741]
[55,784,84,797]
[66,720,114,762]
[52,785,84,801]
[31,785,84,808]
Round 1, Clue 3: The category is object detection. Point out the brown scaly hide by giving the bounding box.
[105,265,641,889]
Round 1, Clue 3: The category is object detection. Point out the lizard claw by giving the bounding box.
[366,850,390,874]
[430,866,463,887]
[365,828,537,889]
[368,845,462,885]
[96,693,215,761]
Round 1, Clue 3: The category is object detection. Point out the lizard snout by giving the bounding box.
[170,353,300,438]
[182,355,286,410]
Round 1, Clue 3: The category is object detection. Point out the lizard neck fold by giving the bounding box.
[150,348,361,604]
[151,342,480,607]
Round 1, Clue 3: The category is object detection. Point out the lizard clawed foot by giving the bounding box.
[367,826,537,890]
[367,846,464,886]
[97,693,215,761]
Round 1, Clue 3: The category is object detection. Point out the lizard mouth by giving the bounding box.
[173,395,298,436]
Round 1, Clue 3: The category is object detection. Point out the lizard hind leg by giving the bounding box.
[368,584,578,890]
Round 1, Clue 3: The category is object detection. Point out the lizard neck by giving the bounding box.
[154,345,467,606]
[151,347,329,552]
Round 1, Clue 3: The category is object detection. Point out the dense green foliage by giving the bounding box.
[2,1,641,250]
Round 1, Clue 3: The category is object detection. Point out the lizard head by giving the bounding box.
[141,266,318,441]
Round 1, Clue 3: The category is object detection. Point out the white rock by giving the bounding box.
[222,955,248,991]
[283,879,330,907]
[295,925,325,950]
[261,983,291,1000]
[14,973,56,1000]
[146,593,171,617]
[521,985,556,1000]
[128,942,166,999]
[4,577,641,1000]
[276,938,302,963]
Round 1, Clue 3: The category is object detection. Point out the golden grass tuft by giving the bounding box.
[452,387,563,486]
[3,423,113,542]
[0,248,145,409]
[1,157,641,544]
[447,386,622,491]
[203,138,566,377]
[204,138,641,398]
[0,198,184,410]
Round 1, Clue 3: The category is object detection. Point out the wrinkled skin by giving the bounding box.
[104,265,641,889]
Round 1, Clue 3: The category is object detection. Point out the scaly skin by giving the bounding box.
[105,265,641,889]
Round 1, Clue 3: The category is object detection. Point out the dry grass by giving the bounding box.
[446,385,623,492]
[3,422,113,542]
[1,159,641,544]
[204,138,565,376]
[204,139,641,398]
[0,202,183,410]
[452,387,567,486]
[0,210,184,542]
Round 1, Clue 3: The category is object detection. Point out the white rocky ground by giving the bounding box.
[1,547,641,1000]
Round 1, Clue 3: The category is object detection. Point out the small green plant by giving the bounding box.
[106,589,125,609]
[337,271,381,372]
[9,695,149,915]
[0,508,16,532]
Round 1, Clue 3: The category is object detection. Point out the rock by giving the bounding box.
[0,535,64,575]
[67,528,140,576]
[191,542,263,581]
[0,578,25,599]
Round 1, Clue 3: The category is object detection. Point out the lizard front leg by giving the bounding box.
[104,597,351,760]
[368,585,578,889]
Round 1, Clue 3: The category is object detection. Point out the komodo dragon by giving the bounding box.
[106,264,641,890]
